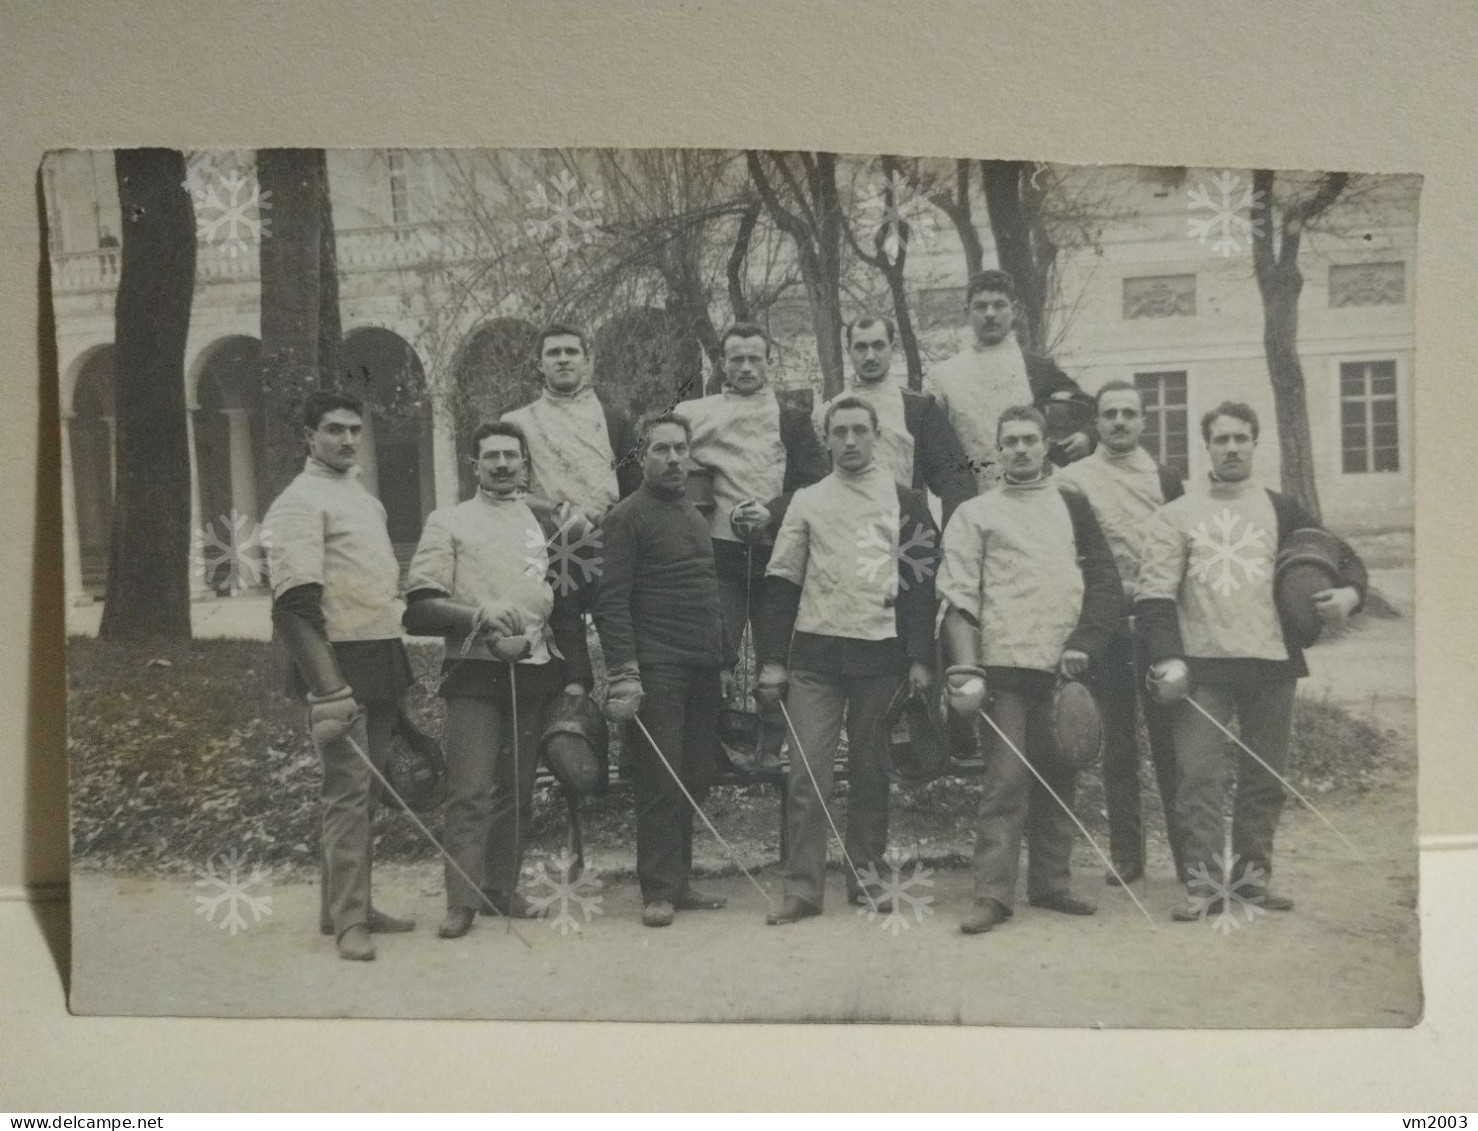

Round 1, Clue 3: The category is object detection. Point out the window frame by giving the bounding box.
[1131,367,1193,479]
[1331,354,1406,478]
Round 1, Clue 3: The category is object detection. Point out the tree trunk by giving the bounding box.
[980,160,1048,353]
[884,258,924,390]
[934,158,985,279]
[98,149,196,641]
[258,148,339,496]
[1249,168,1349,522]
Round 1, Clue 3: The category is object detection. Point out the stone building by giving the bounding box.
[46,151,1416,605]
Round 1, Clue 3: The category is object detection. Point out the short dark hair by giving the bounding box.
[302,390,364,431]
[1201,401,1260,443]
[965,270,1019,307]
[536,322,588,358]
[636,411,692,455]
[845,315,896,346]
[719,321,773,356]
[823,395,879,436]
[472,419,530,464]
[1094,379,1144,413]
[996,403,1046,442]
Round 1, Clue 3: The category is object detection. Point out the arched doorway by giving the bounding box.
[192,336,268,592]
[342,327,433,549]
[68,346,116,593]
[450,317,539,498]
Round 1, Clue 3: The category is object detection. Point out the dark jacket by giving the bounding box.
[600,395,643,501]
[755,483,940,674]
[1025,353,1098,465]
[898,388,977,525]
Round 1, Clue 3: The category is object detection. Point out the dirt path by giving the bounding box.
[69,583,1419,1027]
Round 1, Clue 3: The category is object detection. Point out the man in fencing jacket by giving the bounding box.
[1135,401,1366,920]
[1056,380,1188,885]
[814,314,976,527]
[401,420,592,939]
[936,404,1121,935]
[755,396,941,925]
[676,323,829,763]
[264,390,416,961]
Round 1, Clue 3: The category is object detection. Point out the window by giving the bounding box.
[1340,360,1400,473]
[386,150,409,227]
[1134,370,1189,477]
[1123,274,1196,319]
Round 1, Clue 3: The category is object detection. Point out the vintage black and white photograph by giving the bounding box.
[51,147,1420,1024]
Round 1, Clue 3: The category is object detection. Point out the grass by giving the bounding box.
[67,637,1399,877]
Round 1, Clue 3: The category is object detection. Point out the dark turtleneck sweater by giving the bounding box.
[591,479,730,675]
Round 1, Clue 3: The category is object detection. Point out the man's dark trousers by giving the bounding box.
[631,663,721,903]
[1095,620,1185,879]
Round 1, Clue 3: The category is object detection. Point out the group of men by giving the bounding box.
[264,268,1367,960]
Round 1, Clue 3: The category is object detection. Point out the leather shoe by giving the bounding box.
[478,889,545,919]
[960,898,1012,935]
[336,923,376,961]
[848,888,894,914]
[642,900,676,928]
[673,887,728,911]
[1029,892,1097,916]
[320,906,416,936]
[1172,895,1221,922]
[1244,887,1295,911]
[765,896,821,926]
[1105,864,1144,887]
[438,907,476,939]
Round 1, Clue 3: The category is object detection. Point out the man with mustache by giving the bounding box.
[936,404,1120,935]
[401,420,592,938]
[814,315,976,527]
[591,413,734,927]
[264,391,417,961]
[676,323,830,768]
[925,270,1095,491]
[1056,380,1188,885]
[1136,402,1366,920]
[502,323,641,525]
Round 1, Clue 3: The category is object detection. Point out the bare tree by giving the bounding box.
[843,156,927,388]
[745,150,847,397]
[98,149,196,641]
[925,158,986,280]
[257,148,342,496]
[1249,169,1352,521]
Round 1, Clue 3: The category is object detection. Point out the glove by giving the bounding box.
[1313,586,1360,626]
[730,500,772,542]
[1145,658,1191,705]
[755,661,789,706]
[308,686,361,746]
[945,664,988,716]
[605,677,645,722]
[1058,648,1090,679]
[491,633,532,662]
[475,601,526,638]
[907,661,934,693]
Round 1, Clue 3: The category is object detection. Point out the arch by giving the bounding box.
[449,317,539,497]
[68,345,117,591]
[341,326,433,546]
[190,336,268,590]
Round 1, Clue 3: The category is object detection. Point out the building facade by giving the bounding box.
[46,151,1417,605]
